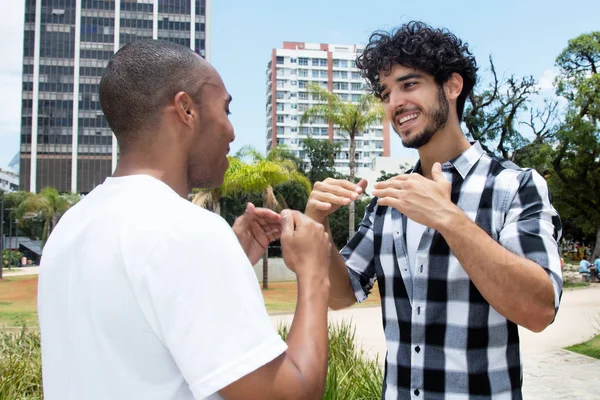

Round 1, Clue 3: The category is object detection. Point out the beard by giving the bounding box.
[394,86,450,149]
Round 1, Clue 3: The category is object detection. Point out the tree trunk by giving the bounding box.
[592,227,600,260]
[262,250,269,290]
[262,192,270,290]
[348,129,357,240]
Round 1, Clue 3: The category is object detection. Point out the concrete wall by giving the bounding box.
[252,257,297,282]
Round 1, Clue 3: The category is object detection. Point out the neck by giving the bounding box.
[417,119,471,179]
[113,147,190,198]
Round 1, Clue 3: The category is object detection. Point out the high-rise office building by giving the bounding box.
[20,0,211,193]
[266,42,390,176]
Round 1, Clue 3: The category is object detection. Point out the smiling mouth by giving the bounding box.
[397,112,420,127]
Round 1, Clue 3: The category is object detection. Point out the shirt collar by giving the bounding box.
[411,141,485,180]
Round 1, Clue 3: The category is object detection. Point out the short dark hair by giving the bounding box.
[99,40,207,147]
[356,21,478,121]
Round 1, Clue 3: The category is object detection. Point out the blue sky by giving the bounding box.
[1,0,599,169]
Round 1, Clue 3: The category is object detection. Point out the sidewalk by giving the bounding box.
[271,286,600,399]
[2,266,40,277]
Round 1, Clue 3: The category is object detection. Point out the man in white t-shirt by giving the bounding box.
[38,40,332,400]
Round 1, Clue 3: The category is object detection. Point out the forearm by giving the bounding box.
[438,207,556,332]
[322,219,356,310]
[285,274,330,398]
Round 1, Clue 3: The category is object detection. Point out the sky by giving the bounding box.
[1,0,599,169]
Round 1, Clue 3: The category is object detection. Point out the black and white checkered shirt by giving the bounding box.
[341,142,562,400]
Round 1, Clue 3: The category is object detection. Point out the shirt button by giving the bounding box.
[415,346,421,353]
[420,265,423,273]
[414,388,420,396]
[417,306,421,315]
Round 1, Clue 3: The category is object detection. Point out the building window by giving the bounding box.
[277,103,284,111]
[276,91,285,99]
[290,104,298,109]
[277,115,284,123]
[276,68,284,76]
[312,70,319,78]
[299,69,308,77]
[351,94,361,102]
[290,57,297,63]
[298,57,309,66]
[320,70,327,78]
[291,80,297,86]
[298,80,308,88]
[351,83,362,91]
[276,56,284,64]
[277,127,284,135]
[299,92,309,100]
[277,80,285,88]
[352,72,362,80]
[291,127,298,133]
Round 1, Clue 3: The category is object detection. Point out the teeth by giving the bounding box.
[399,113,419,125]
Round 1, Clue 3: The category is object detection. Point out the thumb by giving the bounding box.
[432,163,446,183]
[244,202,255,215]
[280,209,294,237]
[356,179,368,193]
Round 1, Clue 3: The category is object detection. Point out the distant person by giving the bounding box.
[38,40,332,400]
[579,257,592,282]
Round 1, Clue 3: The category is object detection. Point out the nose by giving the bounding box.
[387,90,405,117]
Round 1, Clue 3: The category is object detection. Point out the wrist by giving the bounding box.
[435,203,470,236]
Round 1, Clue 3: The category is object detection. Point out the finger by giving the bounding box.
[372,187,403,199]
[377,196,403,209]
[315,181,362,199]
[431,162,446,183]
[322,178,363,191]
[250,220,270,247]
[374,180,405,191]
[280,209,294,238]
[307,199,333,211]
[311,191,354,206]
[356,179,368,194]
[253,207,282,224]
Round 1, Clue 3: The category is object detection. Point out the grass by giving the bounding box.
[0,275,382,327]
[278,320,383,399]
[263,281,381,314]
[0,327,43,400]
[0,276,39,328]
[563,282,591,289]
[565,334,600,360]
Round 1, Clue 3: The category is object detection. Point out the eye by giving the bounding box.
[404,82,417,89]
[381,92,390,103]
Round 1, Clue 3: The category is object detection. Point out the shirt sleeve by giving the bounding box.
[340,197,379,303]
[498,168,563,314]
[137,212,287,399]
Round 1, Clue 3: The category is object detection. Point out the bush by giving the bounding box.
[1,321,383,400]
[278,320,383,399]
[0,328,42,400]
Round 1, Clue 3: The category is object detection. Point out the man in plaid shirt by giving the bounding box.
[305,21,562,399]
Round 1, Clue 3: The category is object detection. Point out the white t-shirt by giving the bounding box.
[38,175,287,400]
[406,218,427,278]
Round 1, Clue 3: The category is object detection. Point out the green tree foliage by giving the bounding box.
[301,84,384,238]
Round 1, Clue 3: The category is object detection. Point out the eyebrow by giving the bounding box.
[380,73,423,93]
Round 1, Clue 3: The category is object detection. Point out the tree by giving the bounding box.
[549,31,600,258]
[301,136,341,185]
[193,146,311,289]
[301,84,385,239]
[463,57,541,161]
[13,187,80,245]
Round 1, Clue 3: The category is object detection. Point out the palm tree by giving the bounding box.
[301,84,385,238]
[191,156,245,216]
[228,146,311,289]
[15,187,80,245]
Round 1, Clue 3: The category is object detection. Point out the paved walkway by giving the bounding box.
[272,286,600,399]
[2,266,40,277]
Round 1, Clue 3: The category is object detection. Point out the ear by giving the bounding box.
[444,72,463,102]
[174,91,195,128]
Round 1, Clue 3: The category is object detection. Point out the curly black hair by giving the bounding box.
[356,21,478,121]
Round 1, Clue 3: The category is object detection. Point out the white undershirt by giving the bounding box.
[406,218,428,278]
